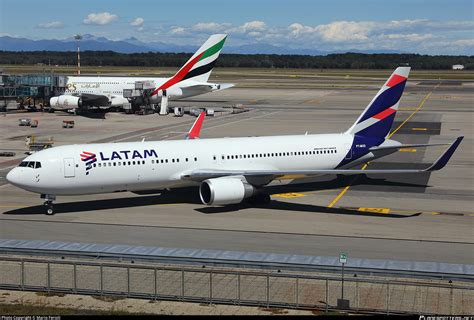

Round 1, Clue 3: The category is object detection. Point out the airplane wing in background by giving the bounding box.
[181,83,234,92]
[78,93,110,106]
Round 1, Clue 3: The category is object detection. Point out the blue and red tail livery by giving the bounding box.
[186,112,206,140]
[346,67,410,139]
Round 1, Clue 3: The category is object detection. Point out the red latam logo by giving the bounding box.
[80,151,97,174]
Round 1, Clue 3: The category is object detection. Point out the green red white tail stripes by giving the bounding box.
[151,34,227,96]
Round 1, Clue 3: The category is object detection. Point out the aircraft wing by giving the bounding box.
[181,83,234,91]
[369,142,450,152]
[76,93,110,106]
[182,136,463,183]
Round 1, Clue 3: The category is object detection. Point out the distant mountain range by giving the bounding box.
[0,34,403,55]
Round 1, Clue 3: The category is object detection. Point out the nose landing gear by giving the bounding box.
[44,201,54,215]
[41,194,56,215]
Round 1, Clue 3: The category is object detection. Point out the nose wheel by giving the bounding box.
[41,194,56,215]
[44,201,54,215]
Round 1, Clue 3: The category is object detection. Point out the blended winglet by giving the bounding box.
[186,112,206,140]
[426,136,463,171]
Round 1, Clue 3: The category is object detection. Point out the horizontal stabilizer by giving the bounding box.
[217,83,234,90]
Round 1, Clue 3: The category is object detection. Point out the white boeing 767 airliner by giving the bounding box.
[7,67,463,214]
[49,34,232,112]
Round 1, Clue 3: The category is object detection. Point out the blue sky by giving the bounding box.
[1,0,473,54]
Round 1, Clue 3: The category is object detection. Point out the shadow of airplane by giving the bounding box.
[195,200,422,218]
[177,99,231,103]
[3,188,202,215]
[265,174,430,194]
[55,111,106,119]
[3,176,427,217]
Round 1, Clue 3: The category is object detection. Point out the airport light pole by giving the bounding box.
[74,34,82,75]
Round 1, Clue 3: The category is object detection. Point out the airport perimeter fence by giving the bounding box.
[0,256,473,315]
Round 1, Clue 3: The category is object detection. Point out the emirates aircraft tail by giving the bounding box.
[151,34,227,96]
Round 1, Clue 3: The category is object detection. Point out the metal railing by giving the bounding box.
[1,257,472,314]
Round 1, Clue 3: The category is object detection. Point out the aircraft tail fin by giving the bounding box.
[151,34,227,97]
[345,66,410,139]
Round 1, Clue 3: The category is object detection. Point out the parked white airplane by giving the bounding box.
[49,34,232,112]
[7,67,463,214]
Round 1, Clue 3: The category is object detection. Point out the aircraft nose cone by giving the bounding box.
[6,168,21,186]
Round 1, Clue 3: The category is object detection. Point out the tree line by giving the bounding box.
[0,50,473,70]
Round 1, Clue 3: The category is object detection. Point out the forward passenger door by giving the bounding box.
[63,158,75,178]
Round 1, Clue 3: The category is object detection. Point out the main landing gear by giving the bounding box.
[247,192,271,205]
[41,194,56,215]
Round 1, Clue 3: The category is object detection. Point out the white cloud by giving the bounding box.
[314,21,375,42]
[241,20,266,32]
[170,27,186,35]
[288,23,315,37]
[248,31,262,37]
[130,17,144,27]
[152,19,474,54]
[192,22,231,32]
[386,19,474,32]
[38,21,64,29]
[83,12,118,25]
[382,33,434,42]
[453,39,474,46]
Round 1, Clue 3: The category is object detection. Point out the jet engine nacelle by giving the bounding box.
[199,177,256,206]
[50,95,82,109]
[110,96,129,107]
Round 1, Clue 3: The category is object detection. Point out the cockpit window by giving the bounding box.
[19,161,41,169]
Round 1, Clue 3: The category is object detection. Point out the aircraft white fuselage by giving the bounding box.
[7,133,365,195]
[65,76,221,103]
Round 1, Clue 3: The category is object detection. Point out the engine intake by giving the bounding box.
[199,177,256,206]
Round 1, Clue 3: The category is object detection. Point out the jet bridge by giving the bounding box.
[0,74,68,111]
